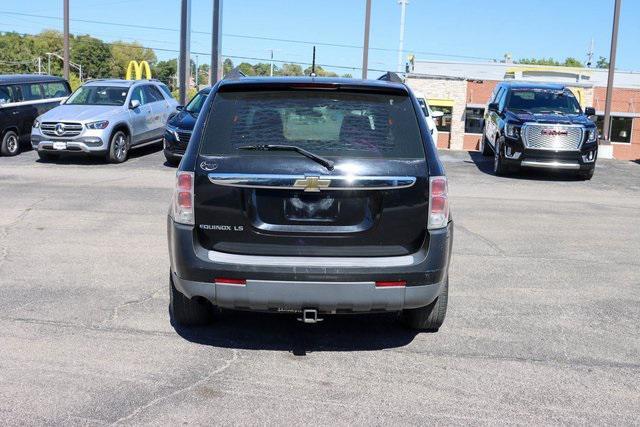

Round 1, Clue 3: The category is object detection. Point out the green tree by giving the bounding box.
[518,57,560,66]
[109,41,157,78]
[278,63,304,76]
[71,35,111,79]
[154,59,177,88]
[197,63,209,85]
[596,56,609,69]
[0,32,35,74]
[223,58,234,76]
[253,62,275,76]
[303,65,338,77]
[237,62,256,76]
[563,57,583,67]
[341,73,353,78]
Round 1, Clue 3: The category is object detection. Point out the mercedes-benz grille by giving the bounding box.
[41,122,83,138]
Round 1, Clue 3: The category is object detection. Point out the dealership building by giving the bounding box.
[405,60,640,160]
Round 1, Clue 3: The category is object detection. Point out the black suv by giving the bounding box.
[481,82,598,179]
[167,77,453,331]
[0,74,71,156]
[164,87,211,166]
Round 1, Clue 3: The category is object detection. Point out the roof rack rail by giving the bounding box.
[224,67,246,80]
[377,72,405,83]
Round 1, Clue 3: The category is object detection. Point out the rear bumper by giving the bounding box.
[168,219,453,312]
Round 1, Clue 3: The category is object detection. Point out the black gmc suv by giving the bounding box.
[481,82,598,179]
[167,77,453,331]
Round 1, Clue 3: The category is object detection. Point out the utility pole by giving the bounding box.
[586,38,594,68]
[195,54,199,87]
[270,49,274,77]
[63,0,70,80]
[47,53,51,75]
[178,0,191,105]
[362,0,372,79]
[210,0,223,84]
[602,0,622,143]
[37,57,42,74]
[397,0,408,73]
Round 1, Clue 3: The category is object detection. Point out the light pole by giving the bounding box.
[362,0,372,79]
[210,0,223,84]
[178,0,191,105]
[602,0,622,143]
[397,0,408,73]
[63,0,69,80]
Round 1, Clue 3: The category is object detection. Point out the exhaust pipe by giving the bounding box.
[297,308,323,324]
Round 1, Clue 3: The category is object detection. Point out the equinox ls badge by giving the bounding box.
[293,176,331,192]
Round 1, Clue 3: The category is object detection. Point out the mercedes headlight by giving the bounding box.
[33,119,40,129]
[85,120,110,130]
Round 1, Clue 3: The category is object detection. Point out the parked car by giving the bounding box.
[167,77,453,331]
[413,91,443,143]
[0,74,71,156]
[164,87,211,166]
[481,81,598,179]
[31,79,178,163]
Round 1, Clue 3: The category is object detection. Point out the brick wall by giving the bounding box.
[467,80,498,104]
[406,77,467,150]
[593,87,640,160]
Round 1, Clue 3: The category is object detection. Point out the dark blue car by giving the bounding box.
[164,87,211,165]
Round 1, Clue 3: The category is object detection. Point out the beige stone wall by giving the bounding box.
[406,77,468,150]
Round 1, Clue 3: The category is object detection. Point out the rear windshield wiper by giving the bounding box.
[237,144,335,171]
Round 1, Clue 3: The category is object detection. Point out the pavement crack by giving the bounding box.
[110,349,239,425]
[456,224,506,256]
[107,286,165,323]
[0,198,46,268]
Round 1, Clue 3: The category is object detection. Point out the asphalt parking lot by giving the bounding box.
[1,146,639,425]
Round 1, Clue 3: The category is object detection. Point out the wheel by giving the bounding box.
[170,272,213,327]
[578,168,595,180]
[107,130,130,163]
[481,133,492,156]
[37,151,59,162]
[493,137,509,176]
[401,277,449,332]
[1,130,20,156]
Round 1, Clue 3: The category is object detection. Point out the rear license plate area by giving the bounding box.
[284,194,340,222]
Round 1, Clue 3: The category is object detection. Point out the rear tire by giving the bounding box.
[164,154,180,167]
[170,272,212,327]
[578,167,595,180]
[401,277,448,332]
[481,134,492,156]
[107,130,130,163]
[1,130,20,156]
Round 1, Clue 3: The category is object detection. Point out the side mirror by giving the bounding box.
[584,107,596,116]
[488,102,499,113]
[176,105,184,111]
[431,110,444,118]
[129,99,141,110]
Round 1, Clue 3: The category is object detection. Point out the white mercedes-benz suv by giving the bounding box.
[31,79,179,163]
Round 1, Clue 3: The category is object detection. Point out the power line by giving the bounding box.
[0,10,495,61]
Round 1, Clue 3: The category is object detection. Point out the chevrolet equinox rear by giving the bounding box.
[167,77,453,331]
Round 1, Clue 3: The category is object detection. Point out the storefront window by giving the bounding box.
[595,115,632,143]
[431,105,452,132]
[464,108,484,134]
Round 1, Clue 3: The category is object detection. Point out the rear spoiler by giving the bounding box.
[377,72,405,83]
[224,67,246,80]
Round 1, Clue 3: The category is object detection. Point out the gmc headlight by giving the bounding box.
[33,119,40,128]
[586,128,597,143]
[165,124,180,140]
[505,123,521,139]
[86,120,109,130]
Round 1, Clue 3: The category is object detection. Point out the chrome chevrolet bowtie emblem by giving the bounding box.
[54,123,66,136]
[293,176,331,192]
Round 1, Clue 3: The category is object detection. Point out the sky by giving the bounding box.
[0,0,639,76]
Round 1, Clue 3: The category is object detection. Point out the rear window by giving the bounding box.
[200,90,424,158]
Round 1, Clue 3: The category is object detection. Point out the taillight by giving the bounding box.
[428,176,449,230]
[214,277,246,286]
[375,280,406,288]
[172,171,194,225]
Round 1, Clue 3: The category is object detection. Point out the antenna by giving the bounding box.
[310,46,316,77]
[586,38,595,68]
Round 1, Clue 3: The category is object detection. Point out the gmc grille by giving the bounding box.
[41,122,83,138]
[522,124,583,151]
